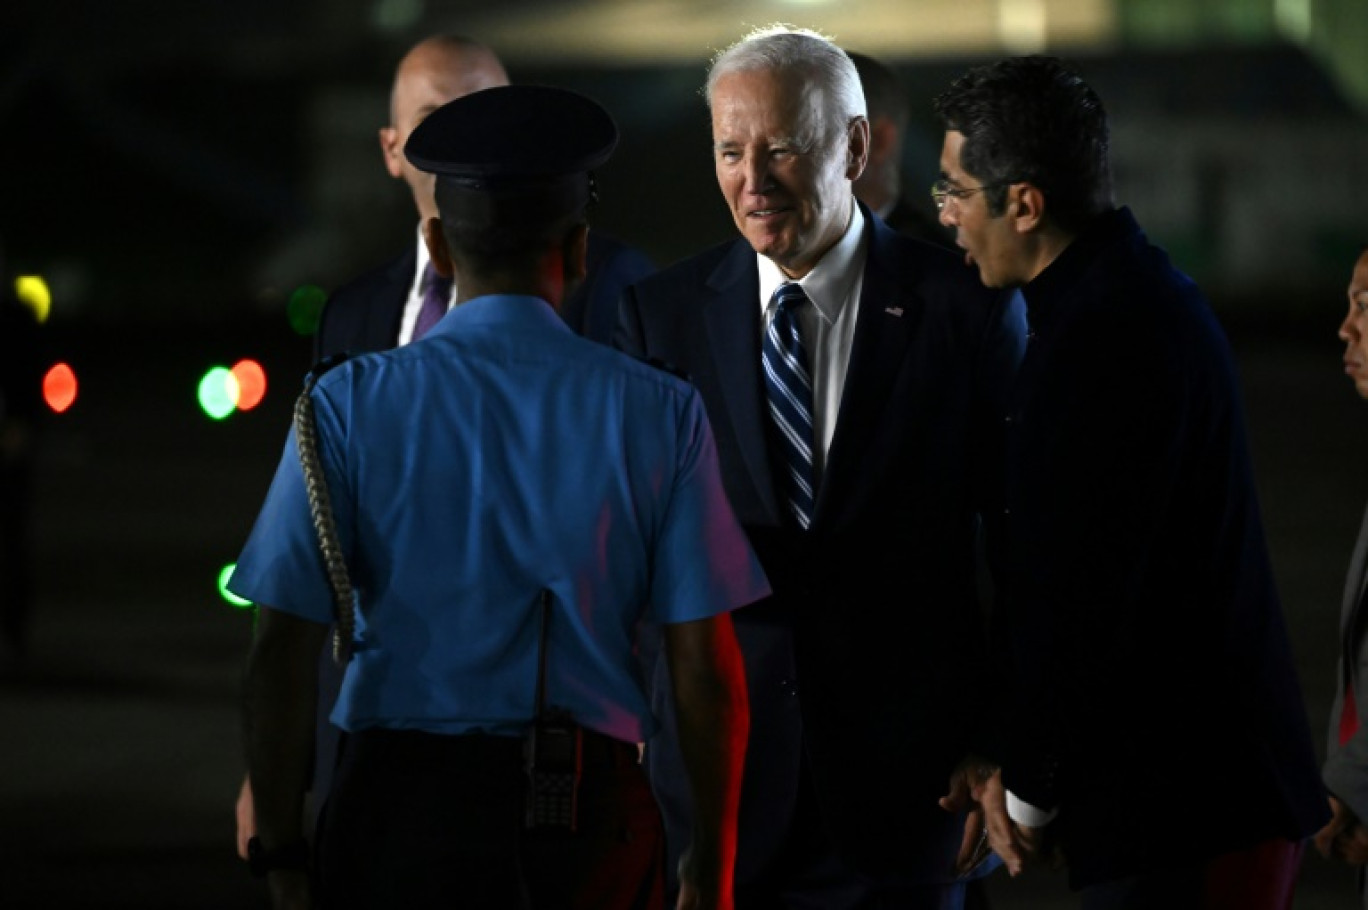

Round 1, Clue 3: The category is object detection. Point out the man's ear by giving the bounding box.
[563,223,589,286]
[422,217,454,279]
[379,126,404,180]
[1008,183,1047,234]
[845,116,871,182]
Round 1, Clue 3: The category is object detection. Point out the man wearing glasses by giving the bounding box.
[931,56,1327,907]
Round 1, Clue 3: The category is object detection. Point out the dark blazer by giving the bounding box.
[306,228,654,837]
[615,206,1026,882]
[316,230,655,359]
[998,207,1327,888]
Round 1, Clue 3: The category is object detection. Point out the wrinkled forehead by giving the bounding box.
[711,67,830,144]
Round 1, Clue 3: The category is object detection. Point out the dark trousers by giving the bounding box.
[1079,838,1304,910]
[317,728,664,909]
[730,752,990,910]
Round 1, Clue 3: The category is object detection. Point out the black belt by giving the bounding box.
[348,728,638,770]
[576,730,640,769]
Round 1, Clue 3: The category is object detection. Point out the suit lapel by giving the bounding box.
[378,246,417,349]
[818,216,916,521]
[704,242,782,523]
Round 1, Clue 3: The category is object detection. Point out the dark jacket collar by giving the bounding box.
[1020,207,1141,329]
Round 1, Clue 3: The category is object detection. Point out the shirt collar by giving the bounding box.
[412,222,433,293]
[425,293,567,337]
[757,200,866,323]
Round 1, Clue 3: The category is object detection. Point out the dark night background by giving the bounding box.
[1,0,1367,906]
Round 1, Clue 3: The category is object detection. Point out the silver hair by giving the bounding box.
[706,23,866,141]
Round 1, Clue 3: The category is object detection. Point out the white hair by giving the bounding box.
[706,23,867,143]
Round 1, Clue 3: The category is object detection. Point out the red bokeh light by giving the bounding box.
[231,359,267,411]
[43,363,77,413]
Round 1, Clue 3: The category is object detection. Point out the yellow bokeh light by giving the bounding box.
[15,275,51,324]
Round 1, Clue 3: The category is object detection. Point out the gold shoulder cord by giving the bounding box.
[293,376,355,666]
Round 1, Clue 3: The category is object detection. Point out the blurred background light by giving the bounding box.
[218,564,253,609]
[198,366,238,420]
[42,363,78,413]
[231,359,268,411]
[15,275,52,324]
[287,284,327,336]
[371,0,424,34]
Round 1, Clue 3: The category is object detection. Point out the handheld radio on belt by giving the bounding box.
[523,589,583,833]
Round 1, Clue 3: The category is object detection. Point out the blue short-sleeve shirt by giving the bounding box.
[230,294,768,743]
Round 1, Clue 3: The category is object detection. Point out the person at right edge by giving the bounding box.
[1316,244,1368,905]
[932,55,1329,908]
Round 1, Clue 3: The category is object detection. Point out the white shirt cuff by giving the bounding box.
[1006,789,1059,827]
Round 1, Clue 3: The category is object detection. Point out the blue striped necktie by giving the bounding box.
[762,282,815,529]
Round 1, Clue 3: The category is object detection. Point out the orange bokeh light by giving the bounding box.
[231,359,267,411]
[43,363,78,413]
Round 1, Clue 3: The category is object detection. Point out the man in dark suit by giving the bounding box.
[316,34,655,356]
[847,50,949,249]
[235,33,656,859]
[615,25,1026,909]
[932,56,1327,907]
[1316,244,1368,906]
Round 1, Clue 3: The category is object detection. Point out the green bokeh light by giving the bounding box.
[198,367,238,420]
[218,564,253,609]
[288,284,328,336]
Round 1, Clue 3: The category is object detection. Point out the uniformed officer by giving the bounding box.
[232,85,766,910]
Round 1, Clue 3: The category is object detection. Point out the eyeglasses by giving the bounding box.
[930,178,1011,211]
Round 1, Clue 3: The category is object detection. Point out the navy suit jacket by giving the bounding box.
[317,229,655,358]
[615,206,1026,881]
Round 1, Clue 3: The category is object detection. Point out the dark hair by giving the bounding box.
[434,178,589,281]
[848,51,909,130]
[933,55,1113,232]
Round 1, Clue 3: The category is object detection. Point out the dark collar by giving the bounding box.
[1020,207,1140,330]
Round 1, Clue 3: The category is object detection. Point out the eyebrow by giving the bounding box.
[712,135,807,152]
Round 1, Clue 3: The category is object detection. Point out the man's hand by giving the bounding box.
[236,775,256,860]
[1316,795,1368,865]
[940,756,1024,876]
[676,844,729,910]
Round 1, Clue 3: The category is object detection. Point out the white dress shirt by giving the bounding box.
[755,201,867,484]
[397,224,459,347]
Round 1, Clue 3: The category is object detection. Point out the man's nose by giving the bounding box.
[1340,309,1358,343]
[743,155,773,195]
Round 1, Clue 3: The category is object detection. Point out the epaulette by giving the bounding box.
[309,352,352,379]
[641,355,691,383]
[302,352,351,392]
